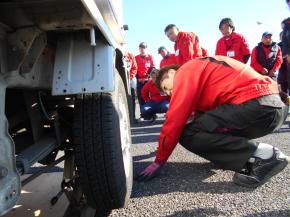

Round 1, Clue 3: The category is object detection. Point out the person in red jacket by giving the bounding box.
[216,18,251,63]
[251,32,282,79]
[135,42,155,108]
[125,52,138,122]
[135,56,289,188]
[158,46,177,68]
[140,69,170,122]
[164,24,199,65]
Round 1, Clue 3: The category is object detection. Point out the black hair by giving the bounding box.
[219,18,235,31]
[158,46,166,53]
[164,24,178,33]
[155,64,180,91]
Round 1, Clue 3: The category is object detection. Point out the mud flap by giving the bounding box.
[0,75,21,216]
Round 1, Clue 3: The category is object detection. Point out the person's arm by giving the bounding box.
[250,48,265,74]
[150,55,155,68]
[135,62,207,182]
[155,65,204,163]
[159,59,164,69]
[271,47,283,73]
[180,33,197,63]
[215,40,221,55]
[202,47,208,57]
[130,54,138,80]
[141,82,150,102]
[240,35,251,63]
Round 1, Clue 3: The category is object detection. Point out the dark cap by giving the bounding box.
[262,31,272,39]
[158,46,166,53]
[219,18,235,31]
[139,42,147,48]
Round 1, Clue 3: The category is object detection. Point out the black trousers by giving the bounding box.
[179,95,288,171]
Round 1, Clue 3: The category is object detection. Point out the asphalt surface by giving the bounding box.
[110,116,290,217]
[3,115,290,217]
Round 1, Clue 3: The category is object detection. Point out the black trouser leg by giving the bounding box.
[179,97,288,171]
[131,87,136,119]
[137,81,145,109]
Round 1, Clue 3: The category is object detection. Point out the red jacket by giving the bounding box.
[250,44,282,75]
[135,54,155,79]
[160,53,177,68]
[215,32,250,63]
[126,52,138,80]
[156,56,279,163]
[141,80,170,102]
[174,31,199,65]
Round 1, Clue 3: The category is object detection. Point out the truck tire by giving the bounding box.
[74,73,133,213]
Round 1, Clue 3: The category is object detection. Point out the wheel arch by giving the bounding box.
[115,48,129,94]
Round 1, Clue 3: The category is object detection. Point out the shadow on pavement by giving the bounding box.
[131,134,159,144]
[275,127,290,133]
[133,151,156,161]
[244,209,290,217]
[132,161,253,198]
[131,126,162,135]
[166,208,226,217]
[131,121,162,144]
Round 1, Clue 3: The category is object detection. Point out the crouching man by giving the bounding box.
[140,69,170,123]
[135,56,289,188]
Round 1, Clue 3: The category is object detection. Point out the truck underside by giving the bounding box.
[0,0,133,216]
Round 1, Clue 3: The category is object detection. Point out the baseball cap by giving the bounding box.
[262,31,272,39]
[139,42,147,48]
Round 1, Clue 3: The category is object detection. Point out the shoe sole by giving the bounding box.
[233,160,288,188]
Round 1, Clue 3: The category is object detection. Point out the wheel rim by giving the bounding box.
[118,93,131,179]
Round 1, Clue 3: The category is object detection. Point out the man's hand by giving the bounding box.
[135,162,164,182]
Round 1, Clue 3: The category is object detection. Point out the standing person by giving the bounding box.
[278,32,290,94]
[125,52,138,123]
[216,18,251,63]
[135,42,155,110]
[164,24,199,65]
[140,69,170,123]
[135,56,289,188]
[158,46,177,68]
[251,32,282,79]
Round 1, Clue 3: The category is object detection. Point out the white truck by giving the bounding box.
[0,0,133,216]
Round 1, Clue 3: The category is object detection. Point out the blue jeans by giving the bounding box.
[140,100,169,119]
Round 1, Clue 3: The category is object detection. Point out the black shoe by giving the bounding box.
[233,148,289,188]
